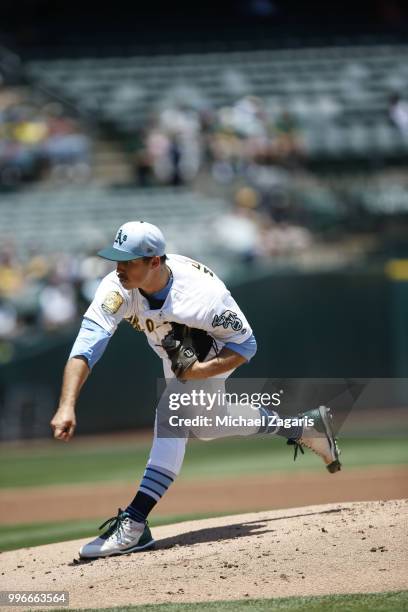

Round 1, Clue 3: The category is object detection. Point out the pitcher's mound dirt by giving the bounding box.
[1,500,407,610]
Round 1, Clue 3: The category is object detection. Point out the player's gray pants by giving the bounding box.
[147,373,262,476]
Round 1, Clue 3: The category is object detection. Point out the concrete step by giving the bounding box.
[91,138,133,184]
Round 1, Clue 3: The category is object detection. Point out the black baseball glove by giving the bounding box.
[161,323,214,380]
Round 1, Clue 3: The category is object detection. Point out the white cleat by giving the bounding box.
[288,406,341,473]
[79,509,155,559]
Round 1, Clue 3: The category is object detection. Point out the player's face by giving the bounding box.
[116,257,159,290]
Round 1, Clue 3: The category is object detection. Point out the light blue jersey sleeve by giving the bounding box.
[225,333,257,362]
[69,317,112,370]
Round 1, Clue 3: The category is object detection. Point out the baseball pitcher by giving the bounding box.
[50,221,341,558]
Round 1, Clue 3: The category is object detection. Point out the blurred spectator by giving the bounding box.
[389,93,408,139]
[79,253,111,303]
[235,185,260,210]
[214,204,260,263]
[25,251,50,281]
[212,182,314,263]
[38,274,77,330]
[273,111,304,162]
[135,105,201,186]
[0,85,91,187]
[0,299,18,339]
[134,93,305,186]
[0,247,24,298]
[0,228,121,338]
[259,220,313,256]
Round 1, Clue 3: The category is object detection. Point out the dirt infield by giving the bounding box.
[1,500,406,610]
[1,465,407,525]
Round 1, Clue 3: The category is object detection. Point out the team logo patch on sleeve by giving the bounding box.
[212,310,243,331]
[102,291,124,314]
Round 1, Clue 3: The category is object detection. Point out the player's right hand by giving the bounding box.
[50,407,76,442]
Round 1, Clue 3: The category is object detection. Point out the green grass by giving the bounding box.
[0,437,406,489]
[42,591,408,612]
[0,511,236,552]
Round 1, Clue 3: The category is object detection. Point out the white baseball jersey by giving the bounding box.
[84,254,253,375]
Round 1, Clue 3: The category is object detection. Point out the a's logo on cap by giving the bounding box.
[115,229,128,246]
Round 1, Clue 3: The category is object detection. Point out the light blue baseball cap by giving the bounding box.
[98,221,166,261]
